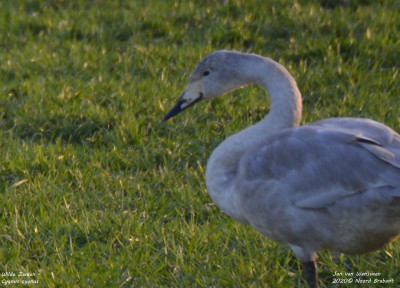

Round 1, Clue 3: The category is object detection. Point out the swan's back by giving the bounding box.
[235,117,400,257]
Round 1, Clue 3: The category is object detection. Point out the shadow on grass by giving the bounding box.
[3,114,115,145]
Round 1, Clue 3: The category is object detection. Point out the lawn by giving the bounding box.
[0,0,399,287]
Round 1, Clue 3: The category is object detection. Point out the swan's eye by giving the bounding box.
[203,71,210,76]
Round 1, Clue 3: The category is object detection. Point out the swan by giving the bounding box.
[163,50,400,287]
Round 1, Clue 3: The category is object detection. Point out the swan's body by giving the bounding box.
[164,50,400,287]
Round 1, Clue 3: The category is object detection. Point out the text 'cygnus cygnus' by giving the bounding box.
[164,50,400,288]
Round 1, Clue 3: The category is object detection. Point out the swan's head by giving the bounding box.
[163,50,248,121]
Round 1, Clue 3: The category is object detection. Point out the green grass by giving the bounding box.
[0,0,399,287]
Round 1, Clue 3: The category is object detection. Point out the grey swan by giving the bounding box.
[164,50,400,287]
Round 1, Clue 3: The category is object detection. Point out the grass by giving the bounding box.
[0,0,399,287]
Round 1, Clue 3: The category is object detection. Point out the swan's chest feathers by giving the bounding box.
[205,164,246,223]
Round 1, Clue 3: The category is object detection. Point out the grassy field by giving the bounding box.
[0,0,399,287]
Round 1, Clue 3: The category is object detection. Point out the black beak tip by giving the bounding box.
[163,101,184,121]
[162,94,203,122]
[162,114,172,121]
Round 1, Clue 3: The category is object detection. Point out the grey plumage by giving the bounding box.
[237,118,400,255]
[164,50,400,288]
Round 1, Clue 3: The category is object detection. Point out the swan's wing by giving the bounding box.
[238,118,400,209]
[311,118,400,169]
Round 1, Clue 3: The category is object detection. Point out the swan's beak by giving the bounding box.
[163,81,203,121]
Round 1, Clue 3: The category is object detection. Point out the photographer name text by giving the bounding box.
[332,271,394,285]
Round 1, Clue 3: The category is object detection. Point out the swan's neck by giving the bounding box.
[205,55,302,221]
